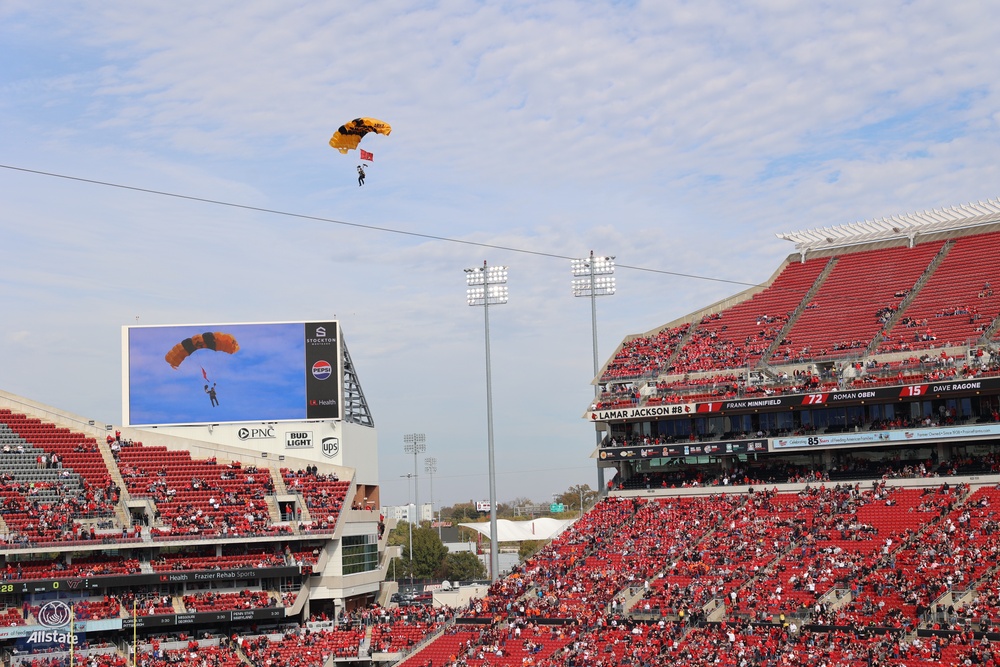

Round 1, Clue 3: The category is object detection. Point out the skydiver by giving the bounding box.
[357,164,366,187]
[205,383,219,407]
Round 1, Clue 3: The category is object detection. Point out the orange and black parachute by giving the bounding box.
[329,117,391,154]
[165,332,240,369]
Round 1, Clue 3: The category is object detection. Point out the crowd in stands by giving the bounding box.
[241,626,366,665]
[9,473,1000,665]
[151,544,287,572]
[3,554,141,582]
[282,467,349,523]
[116,445,284,539]
[182,590,275,613]
[600,324,690,381]
[669,313,790,376]
[381,477,1000,666]
[614,451,1000,491]
[591,234,1000,413]
[594,353,996,409]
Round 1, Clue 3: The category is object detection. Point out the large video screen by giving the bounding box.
[123,321,341,426]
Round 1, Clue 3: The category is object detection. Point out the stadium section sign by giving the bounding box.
[123,320,342,426]
[589,403,695,421]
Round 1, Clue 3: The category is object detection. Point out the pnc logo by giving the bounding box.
[312,360,333,380]
[238,426,275,441]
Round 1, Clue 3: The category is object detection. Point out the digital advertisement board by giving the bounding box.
[123,321,341,426]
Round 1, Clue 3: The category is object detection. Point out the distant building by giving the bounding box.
[382,502,433,523]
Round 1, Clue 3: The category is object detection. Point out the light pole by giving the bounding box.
[572,251,615,495]
[404,433,426,523]
[464,260,507,582]
[402,472,415,586]
[425,456,438,538]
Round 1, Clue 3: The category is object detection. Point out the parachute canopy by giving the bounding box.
[329,117,391,154]
[165,332,240,369]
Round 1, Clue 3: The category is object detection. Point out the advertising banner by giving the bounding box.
[773,423,1000,449]
[696,377,1000,414]
[121,607,284,630]
[598,439,767,460]
[9,566,300,596]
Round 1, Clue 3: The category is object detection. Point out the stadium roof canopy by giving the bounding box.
[459,517,575,543]
[776,197,1000,256]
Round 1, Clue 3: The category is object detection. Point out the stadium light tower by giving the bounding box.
[425,456,439,538]
[464,260,508,582]
[403,433,426,522]
[572,251,615,494]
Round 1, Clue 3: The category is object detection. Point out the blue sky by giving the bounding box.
[2,1,1000,507]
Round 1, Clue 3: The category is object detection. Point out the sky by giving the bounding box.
[2,1,1000,509]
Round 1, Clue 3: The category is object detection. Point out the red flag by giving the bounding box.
[360,149,374,161]
[201,367,208,381]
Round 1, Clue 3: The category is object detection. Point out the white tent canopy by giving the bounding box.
[458,517,575,543]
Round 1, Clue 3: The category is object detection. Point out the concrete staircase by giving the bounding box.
[264,495,282,523]
[97,440,129,500]
[269,468,288,495]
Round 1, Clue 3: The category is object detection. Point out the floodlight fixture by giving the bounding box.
[463,260,507,582]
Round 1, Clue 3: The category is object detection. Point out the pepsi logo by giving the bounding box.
[312,360,333,380]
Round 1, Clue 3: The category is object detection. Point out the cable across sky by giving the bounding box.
[0,163,762,288]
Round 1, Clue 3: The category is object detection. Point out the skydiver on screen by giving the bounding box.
[205,382,219,407]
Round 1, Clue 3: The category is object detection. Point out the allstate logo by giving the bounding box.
[312,360,332,380]
[37,600,72,628]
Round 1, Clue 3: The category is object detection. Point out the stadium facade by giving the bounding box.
[6,200,1000,665]
[0,320,390,664]
[590,199,1000,492]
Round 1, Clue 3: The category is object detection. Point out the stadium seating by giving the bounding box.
[149,544,286,571]
[776,242,944,362]
[670,258,831,375]
[281,467,350,521]
[117,444,278,538]
[182,590,274,612]
[879,231,1000,353]
[601,323,690,381]
[242,629,366,664]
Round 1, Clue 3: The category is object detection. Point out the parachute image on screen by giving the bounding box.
[126,322,316,426]
[164,331,240,369]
